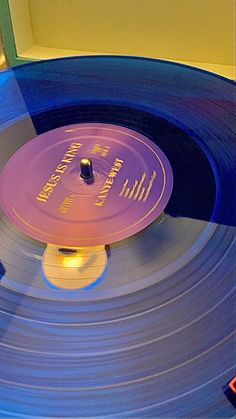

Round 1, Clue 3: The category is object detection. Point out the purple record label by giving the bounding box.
[0,123,173,246]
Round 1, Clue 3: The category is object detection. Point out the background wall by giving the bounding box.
[27,0,235,65]
[2,0,235,77]
[0,31,8,69]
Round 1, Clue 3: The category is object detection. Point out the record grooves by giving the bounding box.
[30,103,218,223]
[0,56,235,417]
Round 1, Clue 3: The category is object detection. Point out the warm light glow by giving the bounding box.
[42,244,107,290]
[62,255,84,268]
[0,53,7,69]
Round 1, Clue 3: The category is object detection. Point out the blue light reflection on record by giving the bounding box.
[0,57,235,417]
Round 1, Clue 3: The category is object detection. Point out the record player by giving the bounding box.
[0,1,235,418]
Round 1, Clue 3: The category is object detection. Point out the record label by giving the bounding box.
[0,123,173,246]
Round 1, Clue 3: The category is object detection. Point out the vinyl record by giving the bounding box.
[0,56,235,418]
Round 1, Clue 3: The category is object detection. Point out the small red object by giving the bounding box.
[229,376,236,394]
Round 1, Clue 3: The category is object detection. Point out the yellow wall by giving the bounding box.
[8,0,235,77]
[29,0,235,64]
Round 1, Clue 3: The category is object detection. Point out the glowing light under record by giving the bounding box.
[42,244,108,290]
[62,254,84,268]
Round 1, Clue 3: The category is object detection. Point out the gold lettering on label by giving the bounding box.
[118,171,157,203]
[119,179,129,197]
[91,144,111,157]
[55,164,67,173]
[36,142,82,204]
[94,201,104,207]
[105,178,114,186]
[124,187,130,197]
[36,193,48,203]
[138,186,146,201]
[94,157,124,207]
[128,180,138,199]
[133,173,146,200]
[62,157,74,164]
[71,142,82,148]
[58,195,76,214]
[114,158,124,165]
[143,171,157,202]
